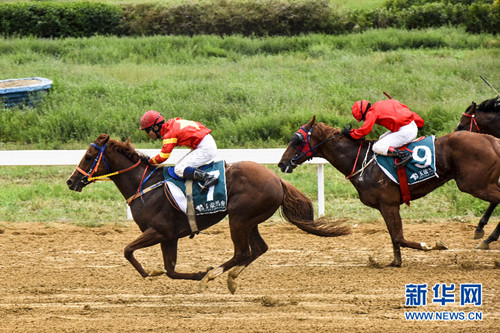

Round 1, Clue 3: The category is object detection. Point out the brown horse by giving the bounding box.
[66,134,350,293]
[456,97,500,248]
[278,116,500,267]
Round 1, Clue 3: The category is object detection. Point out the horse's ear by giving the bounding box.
[96,133,110,145]
[464,102,476,115]
[469,102,476,115]
[305,115,316,129]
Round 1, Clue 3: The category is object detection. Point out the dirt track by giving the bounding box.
[0,219,498,332]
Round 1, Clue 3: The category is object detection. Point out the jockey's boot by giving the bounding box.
[391,149,412,167]
[193,169,218,193]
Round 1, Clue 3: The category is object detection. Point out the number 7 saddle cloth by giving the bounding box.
[163,160,227,215]
[376,136,438,185]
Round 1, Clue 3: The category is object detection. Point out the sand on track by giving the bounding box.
[0,219,498,332]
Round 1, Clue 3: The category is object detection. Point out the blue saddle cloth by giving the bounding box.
[376,136,438,185]
[162,161,227,215]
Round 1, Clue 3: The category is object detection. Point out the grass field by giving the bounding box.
[1,25,499,224]
[0,163,495,226]
[1,28,498,149]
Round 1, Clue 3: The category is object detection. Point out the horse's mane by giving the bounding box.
[109,138,146,162]
[477,97,500,113]
[316,122,341,138]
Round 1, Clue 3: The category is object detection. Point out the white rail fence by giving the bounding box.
[0,149,327,217]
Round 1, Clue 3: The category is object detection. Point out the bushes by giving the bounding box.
[120,0,350,36]
[0,0,498,38]
[0,2,122,38]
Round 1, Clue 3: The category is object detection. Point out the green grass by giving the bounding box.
[0,164,496,225]
[0,28,498,149]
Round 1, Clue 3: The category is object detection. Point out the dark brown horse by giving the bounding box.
[456,97,500,248]
[278,116,500,266]
[66,134,349,293]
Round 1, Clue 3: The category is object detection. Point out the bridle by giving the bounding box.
[461,112,481,133]
[75,141,141,185]
[289,125,338,166]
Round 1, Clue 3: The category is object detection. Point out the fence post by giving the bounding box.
[317,164,325,217]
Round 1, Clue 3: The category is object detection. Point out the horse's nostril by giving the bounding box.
[66,179,73,186]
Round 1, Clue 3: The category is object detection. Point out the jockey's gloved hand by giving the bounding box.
[341,124,356,141]
[140,156,151,165]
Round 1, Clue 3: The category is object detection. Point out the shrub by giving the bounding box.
[0,2,123,38]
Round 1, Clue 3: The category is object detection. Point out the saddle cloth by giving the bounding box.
[163,161,227,215]
[375,136,438,185]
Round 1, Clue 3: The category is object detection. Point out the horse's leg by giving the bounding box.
[124,227,164,278]
[474,203,498,239]
[379,204,447,267]
[199,219,252,292]
[477,222,500,250]
[227,226,268,294]
[158,239,209,280]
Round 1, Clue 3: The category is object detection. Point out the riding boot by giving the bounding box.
[193,169,218,193]
[391,149,412,167]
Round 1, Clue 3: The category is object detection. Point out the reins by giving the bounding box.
[291,125,374,179]
[75,140,169,205]
[346,142,375,179]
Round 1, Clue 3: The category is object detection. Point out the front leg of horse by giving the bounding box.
[124,227,165,278]
[160,240,211,281]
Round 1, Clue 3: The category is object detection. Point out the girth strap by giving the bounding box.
[185,180,199,238]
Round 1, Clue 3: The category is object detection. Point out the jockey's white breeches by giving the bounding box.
[174,134,217,178]
[373,121,418,155]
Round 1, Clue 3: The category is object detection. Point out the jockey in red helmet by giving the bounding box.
[342,99,425,167]
[139,110,218,193]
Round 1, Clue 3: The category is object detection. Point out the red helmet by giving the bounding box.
[140,110,164,130]
[352,100,371,122]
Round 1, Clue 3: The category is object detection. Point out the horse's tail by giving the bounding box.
[280,179,351,237]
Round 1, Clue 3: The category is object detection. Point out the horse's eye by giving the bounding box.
[85,154,92,161]
[291,132,304,148]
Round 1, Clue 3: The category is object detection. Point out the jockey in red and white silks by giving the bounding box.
[343,99,425,166]
[140,110,218,192]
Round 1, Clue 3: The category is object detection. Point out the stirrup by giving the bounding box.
[198,177,218,193]
[395,155,412,168]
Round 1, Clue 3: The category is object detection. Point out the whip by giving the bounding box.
[480,75,500,98]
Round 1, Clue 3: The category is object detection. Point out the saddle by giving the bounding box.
[376,136,437,204]
[163,160,227,215]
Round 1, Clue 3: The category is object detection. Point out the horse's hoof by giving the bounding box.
[227,278,238,294]
[386,259,402,268]
[147,266,167,277]
[434,240,448,250]
[476,241,490,250]
[198,266,224,292]
[474,230,485,239]
[198,281,208,293]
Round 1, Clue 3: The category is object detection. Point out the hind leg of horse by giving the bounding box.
[199,220,253,292]
[227,226,268,294]
[475,203,498,239]
[157,239,209,280]
[477,222,500,250]
[379,204,447,267]
[124,227,164,278]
